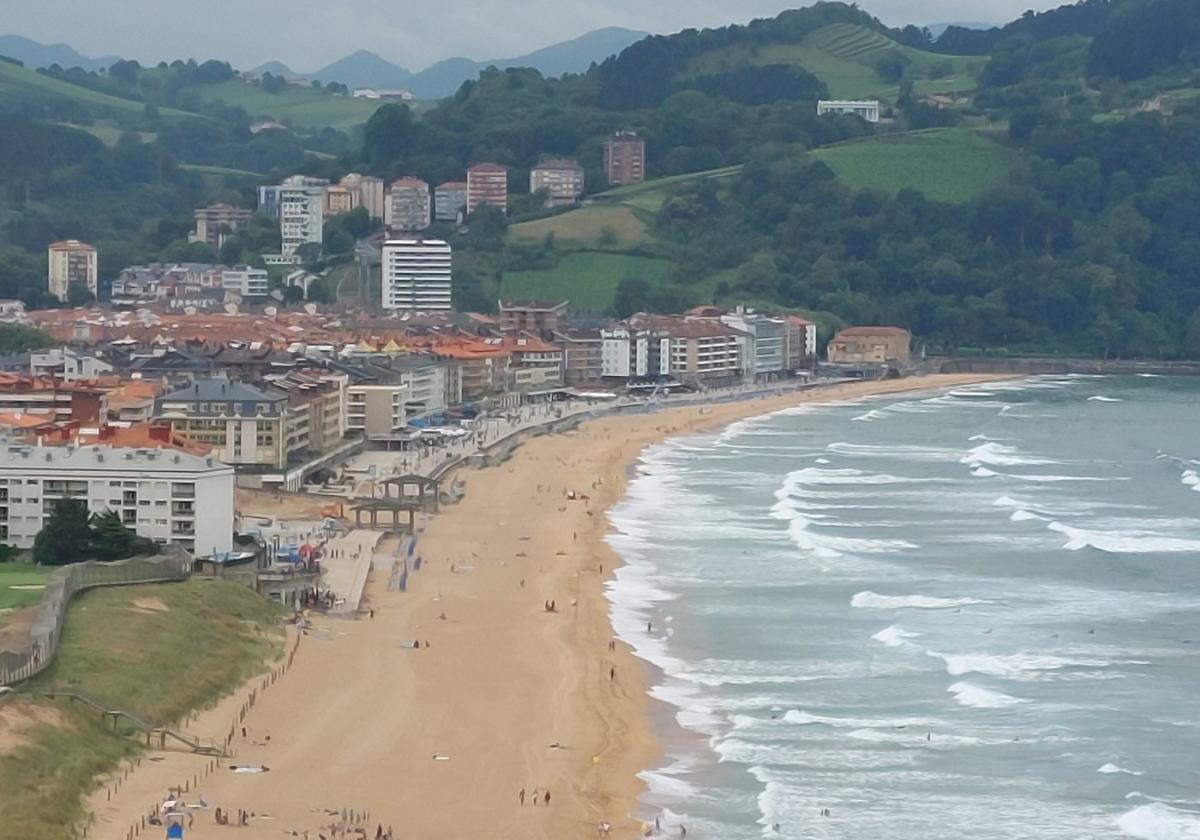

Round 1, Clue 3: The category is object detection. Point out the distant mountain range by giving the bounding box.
[0,34,120,72]
[258,26,650,98]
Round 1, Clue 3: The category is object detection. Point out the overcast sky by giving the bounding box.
[7,1,1063,71]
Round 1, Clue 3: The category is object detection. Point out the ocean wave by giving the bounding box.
[852,591,986,610]
[1088,395,1124,402]
[947,682,1025,708]
[931,651,1111,680]
[1010,473,1126,482]
[783,709,941,729]
[825,442,962,462]
[1116,803,1200,840]
[1048,521,1200,553]
[1010,509,1043,522]
[962,442,1062,467]
[639,767,699,800]
[972,466,998,477]
[872,624,920,647]
[780,467,942,487]
[1099,762,1144,776]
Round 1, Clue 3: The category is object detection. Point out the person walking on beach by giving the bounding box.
[544,790,551,806]
[519,788,526,806]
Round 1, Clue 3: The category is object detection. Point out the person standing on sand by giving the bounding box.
[519,788,526,805]
[609,666,615,681]
[545,790,551,806]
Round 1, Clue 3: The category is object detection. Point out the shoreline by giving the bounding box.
[79,372,1010,840]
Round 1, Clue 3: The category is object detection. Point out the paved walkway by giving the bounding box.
[319,530,383,614]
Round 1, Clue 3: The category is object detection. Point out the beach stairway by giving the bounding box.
[42,688,226,756]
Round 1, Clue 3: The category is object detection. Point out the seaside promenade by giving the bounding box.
[81,374,1006,840]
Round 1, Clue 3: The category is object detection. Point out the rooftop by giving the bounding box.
[468,162,507,174]
[499,300,569,312]
[0,441,228,473]
[833,326,910,338]
[161,376,284,404]
[48,240,96,252]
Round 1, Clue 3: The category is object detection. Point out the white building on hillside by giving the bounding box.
[221,266,270,298]
[279,183,326,257]
[0,443,234,558]
[381,238,452,311]
[817,99,881,123]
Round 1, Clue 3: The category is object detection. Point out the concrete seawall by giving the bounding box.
[937,357,1200,376]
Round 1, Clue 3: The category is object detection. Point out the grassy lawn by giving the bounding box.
[812,128,1018,203]
[193,80,383,131]
[510,205,649,248]
[502,251,671,313]
[0,564,49,611]
[179,162,265,178]
[0,579,282,838]
[687,23,983,101]
[54,120,157,147]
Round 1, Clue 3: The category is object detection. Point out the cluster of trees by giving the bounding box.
[32,500,157,566]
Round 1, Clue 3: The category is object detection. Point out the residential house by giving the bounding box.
[156,377,289,470]
[497,300,568,336]
[817,100,881,122]
[29,348,114,382]
[530,158,584,207]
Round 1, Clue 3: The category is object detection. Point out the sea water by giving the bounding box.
[606,376,1200,839]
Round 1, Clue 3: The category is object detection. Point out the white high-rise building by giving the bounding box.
[381,238,452,311]
[279,185,325,257]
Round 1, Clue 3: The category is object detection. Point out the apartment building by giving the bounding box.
[324,185,358,217]
[156,377,289,470]
[385,178,432,231]
[505,335,564,393]
[340,173,386,220]
[346,384,408,440]
[279,183,326,257]
[0,375,108,424]
[785,315,818,371]
[257,176,329,221]
[603,131,646,186]
[497,299,568,336]
[29,348,114,382]
[0,443,234,558]
[603,316,746,384]
[553,329,604,386]
[717,310,788,381]
[47,240,98,302]
[434,182,469,222]
[466,163,508,215]
[817,100,881,123]
[381,238,452,311]
[262,371,347,455]
[220,266,270,298]
[190,204,253,249]
[530,158,585,207]
[600,326,668,379]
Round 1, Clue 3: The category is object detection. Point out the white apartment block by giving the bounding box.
[530,159,584,208]
[279,186,326,257]
[600,328,669,378]
[221,266,270,297]
[385,178,432,231]
[47,240,98,302]
[0,443,235,558]
[346,384,408,440]
[817,100,881,123]
[381,238,452,311]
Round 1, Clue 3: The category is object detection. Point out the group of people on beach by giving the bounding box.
[518,787,552,806]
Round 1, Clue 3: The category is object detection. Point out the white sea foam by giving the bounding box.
[1010,473,1125,483]
[1011,509,1043,522]
[872,624,920,647]
[972,467,998,477]
[639,767,699,800]
[962,442,1061,467]
[1099,762,1144,775]
[933,651,1111,680]
[1048,521,1200,553]
[1116,803,1200,840]
[814,457,831,464]
[782,709,942,729]
[947,682,1025,708]
[852,591,986,610]
[1089,395,1124,402]
[825,442,961,462]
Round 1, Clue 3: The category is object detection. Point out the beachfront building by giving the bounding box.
[156,376,289,470]
[505,335,565,394]
[718,309,788,381]
[530,158,585,207]
[553,329,604,386]
[602,315,747,385]
[600,325,668,379]
[434,182,469,223]
[466,163,508,215]
[384,178,432,231]
[0,442,234,558]
[190,204,253,250]
[786,316,818,371]
[826,326,911,366]
[604,131,646,186]
[381,238,452,311]
[346,383,409,441]
[817,100,881,123]
[47,240,98,302]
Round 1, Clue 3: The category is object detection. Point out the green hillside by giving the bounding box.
[0,59,193,120]
[191,79,383,131]
[812,128,1018,203]
[501,252,672,312]
[688,23,984,101]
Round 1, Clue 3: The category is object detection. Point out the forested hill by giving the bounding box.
[5,0,1200,357]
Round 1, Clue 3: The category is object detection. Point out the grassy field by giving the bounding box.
[509,205,649,248]
[0,565,49,611]
[812,128,1018,203]
[688,23,984,101]
[0,60,194,120]
[0,579,282,838]
[193,80,382,131]
[501,251,671,313]
[179,162,265,178]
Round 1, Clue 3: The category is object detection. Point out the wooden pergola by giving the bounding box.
[351,499,418,533]
[380,474,440,513]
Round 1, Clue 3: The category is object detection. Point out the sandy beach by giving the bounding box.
[83,373,1007,840]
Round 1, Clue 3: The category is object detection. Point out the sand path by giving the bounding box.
[84,374,1006,839]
